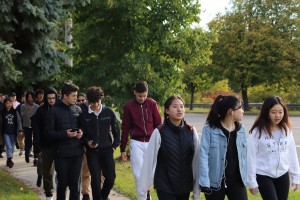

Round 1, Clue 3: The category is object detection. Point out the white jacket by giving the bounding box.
[247,127,300,189]
[136,127,201,200]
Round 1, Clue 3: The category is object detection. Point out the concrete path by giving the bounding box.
[0,151,130,200]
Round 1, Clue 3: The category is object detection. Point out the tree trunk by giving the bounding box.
[190,84,195,110]
[241,85,249,111]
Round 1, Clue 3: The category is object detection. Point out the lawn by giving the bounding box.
[113,150,300,200]
[0,169,40,200]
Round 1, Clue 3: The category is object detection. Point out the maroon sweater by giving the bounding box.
[120,98,162,152]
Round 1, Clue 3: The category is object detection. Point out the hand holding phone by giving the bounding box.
[71,128,79,132]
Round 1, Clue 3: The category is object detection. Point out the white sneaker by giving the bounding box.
[46,197,53,200]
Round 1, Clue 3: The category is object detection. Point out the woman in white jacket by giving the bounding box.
[247,96,300,200]
[137,95,201,200]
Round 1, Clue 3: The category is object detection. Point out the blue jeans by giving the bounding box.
[3,133,16,158]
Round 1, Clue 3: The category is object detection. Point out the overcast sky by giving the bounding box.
[199,0,231,28]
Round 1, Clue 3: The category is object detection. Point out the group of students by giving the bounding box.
[1,80,300,200]
[122,81,300,200]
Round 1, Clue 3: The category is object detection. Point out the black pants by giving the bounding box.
[55,155,83,200]
[257,172,290,200]
[86,148,116,200]
[24,127,34,157]
[204,180,248,200]
[41,147,56,196]
[156,190,190,200]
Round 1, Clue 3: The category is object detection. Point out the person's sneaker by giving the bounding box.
[146,191,151,200]
[82,194,90,200]
[36,175,42,187]
[25,155,30,163]
[46,196,53,200]
[33,159,38,166]
[6,159,14,168]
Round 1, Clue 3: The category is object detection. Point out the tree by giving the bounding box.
[0,0,89,92]
[72,0,202,111]
[178,28,217,109]
[209,0,300,109]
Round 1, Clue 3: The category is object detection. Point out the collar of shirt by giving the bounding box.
[88,105,102,116]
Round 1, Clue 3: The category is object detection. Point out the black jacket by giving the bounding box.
[32,87,58,150]
[81,105,120,150]
[45,99,83,157]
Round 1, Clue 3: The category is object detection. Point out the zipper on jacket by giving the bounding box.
[141,105,147,137]
[97,115,99,146]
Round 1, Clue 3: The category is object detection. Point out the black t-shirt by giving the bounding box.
[219,122,244,187]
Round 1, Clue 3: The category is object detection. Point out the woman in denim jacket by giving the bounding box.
[199,95,248,200]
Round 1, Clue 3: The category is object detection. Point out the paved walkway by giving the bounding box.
[0,151,130,200]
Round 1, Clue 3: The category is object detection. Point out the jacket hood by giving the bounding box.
[43,87,58,106]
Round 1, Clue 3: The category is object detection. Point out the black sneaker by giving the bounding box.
[25,156,30,163]
[82,194,90,200]
[33,159,38,166]
[36,175,42,187]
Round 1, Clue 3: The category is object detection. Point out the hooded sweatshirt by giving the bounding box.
[32,87,58,150]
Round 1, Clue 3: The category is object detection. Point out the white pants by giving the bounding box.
[130,139,149,185]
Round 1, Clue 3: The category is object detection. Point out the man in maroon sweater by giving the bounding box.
[120,81,162,199]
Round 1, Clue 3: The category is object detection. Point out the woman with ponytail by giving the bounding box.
[137,96,201,200]
[199,95,248,200]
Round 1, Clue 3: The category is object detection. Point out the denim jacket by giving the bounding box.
[199,123,247,188]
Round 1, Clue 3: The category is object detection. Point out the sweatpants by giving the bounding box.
[55,155,83,200]
[257,172,290,200]
[130,139,149,182]
[41,147,56,196]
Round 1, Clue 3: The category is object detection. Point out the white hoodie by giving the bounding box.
[247,127,300,189]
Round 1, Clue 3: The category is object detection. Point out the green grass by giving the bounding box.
[0,169,40,200]
[113,149,300,200]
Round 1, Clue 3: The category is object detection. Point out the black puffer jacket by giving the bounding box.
[45,99,83,157]
[154,119,194,194]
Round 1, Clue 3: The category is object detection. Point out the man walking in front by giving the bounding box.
[45,82,83,200]
[120,81,162,199]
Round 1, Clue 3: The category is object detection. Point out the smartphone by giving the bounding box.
[71,128,79,132]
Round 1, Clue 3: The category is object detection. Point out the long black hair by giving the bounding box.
[249,96,290,138]
[206,95,242,128]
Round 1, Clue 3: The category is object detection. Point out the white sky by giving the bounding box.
[199,0,231,28]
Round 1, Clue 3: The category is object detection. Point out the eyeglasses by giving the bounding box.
[77,99,85,103]
[233,105,243,111]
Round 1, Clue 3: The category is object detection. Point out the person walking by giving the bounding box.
[137,96,201,200]
[1,97,23,168]
[81,86,120,200]
[77,93,92,200]
[120,81,162,199]
[32,87,58,200]
[20,91,39,165]
[45,82,84,200]
[198,95,248,200]
[247,96,300,200]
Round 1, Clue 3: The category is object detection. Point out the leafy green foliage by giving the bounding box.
[72,0,202,112]
[0,0,89,92]
[209,0,300,109]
